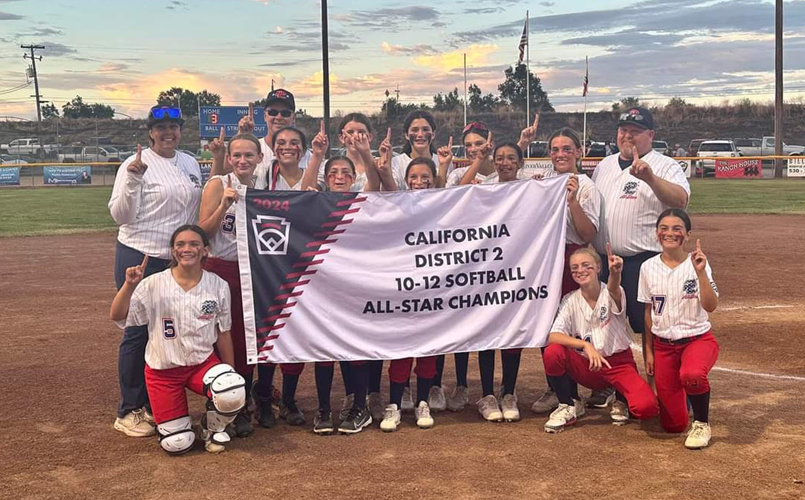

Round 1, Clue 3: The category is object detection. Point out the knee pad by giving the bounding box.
[202,364,246,433]
[157,416,195,455]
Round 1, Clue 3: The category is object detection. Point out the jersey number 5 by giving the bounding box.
[651,295,666,315]
[221,213,236,234]
[163,318,176,339]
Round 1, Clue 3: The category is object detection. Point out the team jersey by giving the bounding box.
[539,171,602,245]
[207,173,243,261]
[637,254,718,340]
[551,282,634,358]
[445,166,489,187]
[391,152,453,189]
[591,151,691,256]
[253,136,322,189]
[109,148,203,260]
[122,269,232,370]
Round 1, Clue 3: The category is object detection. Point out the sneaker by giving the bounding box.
[255,397,276,429]
[313,409,335,435]
[231,410,253,438]
[339,394,354,422]
[415,401,434,429]
[428,386,447,412]
[574,398,586,419]
[501,393,520,422]
[367,392,385,422]
[200,428,227,454]
[113,409,155,437]
[531,390,559,414]
[142,407,155,425]
[401,386,414,412]
[587,387,615,408]
[544,404,577,433]
[380,404,401,432]
[339,407,372,434]
[477,395,503,422]
[610,399,629,426]
[282,401,306,426]
[685,421,712,449]
[446,386,469,412]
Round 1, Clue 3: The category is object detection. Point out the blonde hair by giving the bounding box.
[570,246,601,267]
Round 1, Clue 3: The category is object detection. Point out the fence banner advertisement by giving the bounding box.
[0,167,20,186]
[788,158,805,178]
[580,159,601,175]
[715,158,762,178]
[43,166,92,185]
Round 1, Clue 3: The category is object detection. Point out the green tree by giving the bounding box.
[433,87,462,112]
[156,87,221,117]
[382,97,423,118]
[90,102,115,119]
[42,102,59,119]
[468,84,500,113]
[62,95,115,118]
[498,63,553,113]
[612,97,640,112]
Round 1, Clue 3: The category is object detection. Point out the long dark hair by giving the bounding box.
[656,208,692,231]
[338,113,373,135]
[493,142,524,162]
[401,110,437,156]
[270,126,307,151]
[405,156,437,179]
[169,225,210,268]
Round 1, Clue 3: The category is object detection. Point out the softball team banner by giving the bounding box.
[236,177,569,364]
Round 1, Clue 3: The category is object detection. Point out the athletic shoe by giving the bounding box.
[428,386,447,412]
[544,403,577,433]
[574,398,586,419]
[531,390,559,414]
[339,407,372,434]
[313,409,334,435]
[282,401,306,426]
[685,421,712,449]
[367,392,385,422]
[610,399,629,426]
[142,407,155,425]
[415,401,434,429]
[380,404,401,432]
[255,396,276,429]
[401,386,414,412]
[446,386,469,412]
[477,395,503,422]
[232,410,254,438]
[501,393,520,422]
[113,409,155,437]
[339,393,354,422]
[200,429,227,454]
[587,387,615,408]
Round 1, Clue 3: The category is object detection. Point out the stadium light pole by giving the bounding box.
[321,0,331,155]
[774,0,783,178]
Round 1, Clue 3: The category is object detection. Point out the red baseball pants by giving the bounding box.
[145,353,221,424]
[388,357,437,384]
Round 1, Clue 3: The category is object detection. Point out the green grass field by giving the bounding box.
[1,180,804,237]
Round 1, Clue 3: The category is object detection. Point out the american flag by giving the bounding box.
[517,19,528,65]
[582,56,589,97]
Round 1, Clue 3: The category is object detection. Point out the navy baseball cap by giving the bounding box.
[618,106,655,130]
[265,89,296,111]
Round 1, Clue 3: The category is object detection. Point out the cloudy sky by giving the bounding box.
[1,0,804,119]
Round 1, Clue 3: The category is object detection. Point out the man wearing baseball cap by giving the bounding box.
[588,106,690,409]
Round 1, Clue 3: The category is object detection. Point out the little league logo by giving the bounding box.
[682,278,698,298]
[252,215,291,255]
[620,181,639,199]
[199,299,217,320]
[598,305,610,327]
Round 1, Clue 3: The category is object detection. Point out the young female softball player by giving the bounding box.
[197,133,264,438]
[542,246,659,433]
[108,106,202,438]
[532,128,603,415]
[457,142,525,422]
[391,110,451,188]
[379,156,441,432]
[639,208,719,449]
[110,225,246,454]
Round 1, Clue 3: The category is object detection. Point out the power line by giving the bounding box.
[21,44,45,125]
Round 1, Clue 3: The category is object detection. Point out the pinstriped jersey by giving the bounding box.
[123,269,232,370]
[537,172,602,246]
[637,254,717,340]
[445,166,488,187]
[392,152,454,190]
[591,151,690,256]
[254,136,317,190]
[109,149,202,260]
[207,173,245,261]
[551,282,634,357]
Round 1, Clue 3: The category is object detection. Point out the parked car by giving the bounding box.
[586,142,607,158]
[0,138,57,157]
[688,138,711,157]
[760,136,804,156]
[652,140,671,156]
[697,140,739,175]
[0,154,29,165]
[528,141,547,158]
[733,138,761,157]
[59,146,124,163]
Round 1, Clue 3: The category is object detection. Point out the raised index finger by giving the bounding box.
[218,126,225,142]
[632,145,640,162]
[606,242,613,258]
[696,239,701,252]
[248,102,254,119]
[386,127,391,142]
[135,144,142,161]
[448,136,453,149]
[140,254,149,269]
[533,113,540,129]
[320,120,325,135]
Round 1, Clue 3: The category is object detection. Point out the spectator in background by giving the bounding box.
[674,144,686,157]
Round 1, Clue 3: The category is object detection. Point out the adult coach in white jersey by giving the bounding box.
[592,106,690,339]
[108,106,202,438]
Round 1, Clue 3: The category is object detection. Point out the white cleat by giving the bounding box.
[477,395,503,422]
[415,401,434,429]
[501,393,520,422]
[685,421,712,449]
[380,404,401,432]
[544,404,577,433]
[428,386,447,412]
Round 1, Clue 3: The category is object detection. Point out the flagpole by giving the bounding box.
[525,10,530,126]
[582,56,588,154]
[463,52,468,128]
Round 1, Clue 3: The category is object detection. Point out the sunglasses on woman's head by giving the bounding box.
[462,121,489,135]
[266,109,293,117]
[150,107,182,119]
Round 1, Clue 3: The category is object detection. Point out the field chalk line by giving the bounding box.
[720,304,795,312]
[629,344,805,383]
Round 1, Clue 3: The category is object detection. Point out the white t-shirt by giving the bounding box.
[109,148,202,260]
[592,151,691,256]
[551,282,634,358]
[207,173,243,261]
[122,269,232,370]
[391,152,453,189]
[638,254,718,340]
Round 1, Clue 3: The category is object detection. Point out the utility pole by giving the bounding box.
[22,44,45,157]
[774,0,784,177]
[395,84,400,102]
[321,0,331,155]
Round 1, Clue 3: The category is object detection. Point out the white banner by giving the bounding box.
[788,157,805,177]
[677,159,693,178]
[237,177,569,363]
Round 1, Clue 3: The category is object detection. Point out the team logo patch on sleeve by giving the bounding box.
[188,174,201,188]
[200,299,217,319]
[620,181,638,199]
[682,279,698,298]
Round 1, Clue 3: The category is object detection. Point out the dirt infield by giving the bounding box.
[2,215,804,500]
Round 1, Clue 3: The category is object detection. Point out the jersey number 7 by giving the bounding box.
[651,295,666,315]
